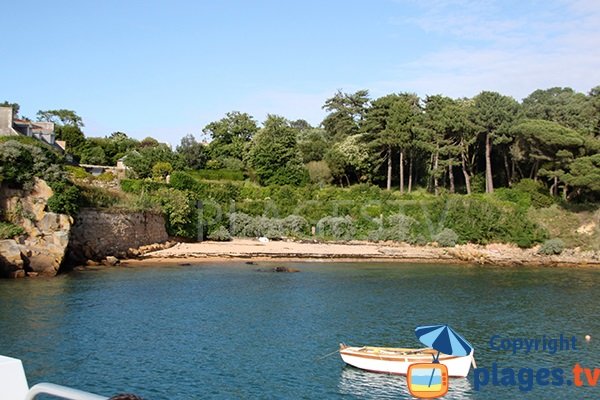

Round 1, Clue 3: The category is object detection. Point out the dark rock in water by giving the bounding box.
[256,266,300,273]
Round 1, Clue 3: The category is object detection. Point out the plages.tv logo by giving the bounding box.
[407,325,475,399]
[474,334,597,392]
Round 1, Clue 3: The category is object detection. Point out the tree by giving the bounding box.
[176,134,208,170]
[322,90,370,140]
[80,146,107,165]
[471,91,519,193]
[590,85,600,138]
[248,115,307,185]
[297,128,330,163]
[420,95,462,195]
[522,87,595,135]
[325,134,371,185]
[152,162,173,181]
[36,109,84,127]
[510,119,585,196]
[204,111,258,162]
[55,125,86,156]
[124,144,183,178]
[562,154,600,199]
[362,93,419,192]
[139,137,160,148]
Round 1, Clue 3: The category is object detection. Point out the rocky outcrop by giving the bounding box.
[67,209,168,265]
[0,179,72,277]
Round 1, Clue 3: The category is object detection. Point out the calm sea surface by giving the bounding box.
[1,262,600,399]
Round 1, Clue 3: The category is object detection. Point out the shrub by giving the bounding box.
[385,214,417,242]
[96,172,116,182]
[538,238,565,255]
[434,228,459,247]
[253,216,284,239]
[47,182,81,215]
[0,222,25,239]
[170,171,198,191]
[120,179,142,193]
[190,169,244,181]
[154,188,197,238]
[513,179,555,208]
[282,215,309,236]
[0,140,59,188]
[78,185,121,209]
[317,216,355,240]
[152,162,173,180]
[228,212,256,237]
[66,166,90,180]
[207,226,231,241]
[120,179,167,194]
[306,161,333,186]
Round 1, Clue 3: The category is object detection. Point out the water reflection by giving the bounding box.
[339,366,474,399]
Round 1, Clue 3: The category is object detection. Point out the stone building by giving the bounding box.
[0,106,65,150]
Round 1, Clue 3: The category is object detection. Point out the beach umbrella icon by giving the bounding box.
[415,324,473,361]
[414,325,474,389]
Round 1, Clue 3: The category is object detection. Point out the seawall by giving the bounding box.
[66,208,169,265]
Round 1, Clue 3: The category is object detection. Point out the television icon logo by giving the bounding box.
[407,363,449,398]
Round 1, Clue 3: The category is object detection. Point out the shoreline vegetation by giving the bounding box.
[2,87,600,276]
[117,238,600,268]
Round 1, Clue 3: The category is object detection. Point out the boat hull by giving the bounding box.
[339,345,473,378]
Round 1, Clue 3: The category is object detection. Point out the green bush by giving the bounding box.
[513,179,555,208]
[282,215,309,236]
[253,216,284,239]
[66,166,90,180]
[538,238,565,255]
[154,188,198,238]
[120,179,167,194]
[170,171,198,191]
[77,184,126,209]
[0,222,25,239]
[47,182,81,215]
[96,172,116,182]
[317,216,355,240]
[207,226,231,241]
[434,228,459,247]
[0,140,61,188]
[189,169,244,181]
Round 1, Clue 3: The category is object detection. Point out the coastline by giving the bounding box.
[119,238,600,268]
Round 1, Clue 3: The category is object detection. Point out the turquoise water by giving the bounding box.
[1,262,600,399]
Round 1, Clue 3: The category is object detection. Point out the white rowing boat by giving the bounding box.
[339,344,475,378]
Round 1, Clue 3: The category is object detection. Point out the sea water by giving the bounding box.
[1,262,599,399]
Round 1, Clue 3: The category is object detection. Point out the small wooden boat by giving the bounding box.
[339,344,474,378]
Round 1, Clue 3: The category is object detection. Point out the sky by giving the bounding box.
[2,0,599,145]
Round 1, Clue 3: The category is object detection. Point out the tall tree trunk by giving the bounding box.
[399,149,404,194]
[408,156,413,193]
[460,142,472,195]
[485,133,494,193]
[448,162,455,194]
[386,147,392,191]
[503,153,511,187]
[433,149,440,196]
[550,176,558,196]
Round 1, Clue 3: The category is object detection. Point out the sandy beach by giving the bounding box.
[121,238,600,267]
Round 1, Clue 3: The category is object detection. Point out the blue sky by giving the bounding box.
[2,0,599,145]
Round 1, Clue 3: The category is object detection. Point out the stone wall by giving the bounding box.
[67,209,168,264]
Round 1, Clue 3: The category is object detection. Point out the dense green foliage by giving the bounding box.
[3,85,599,248]
[0,222,25,239]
